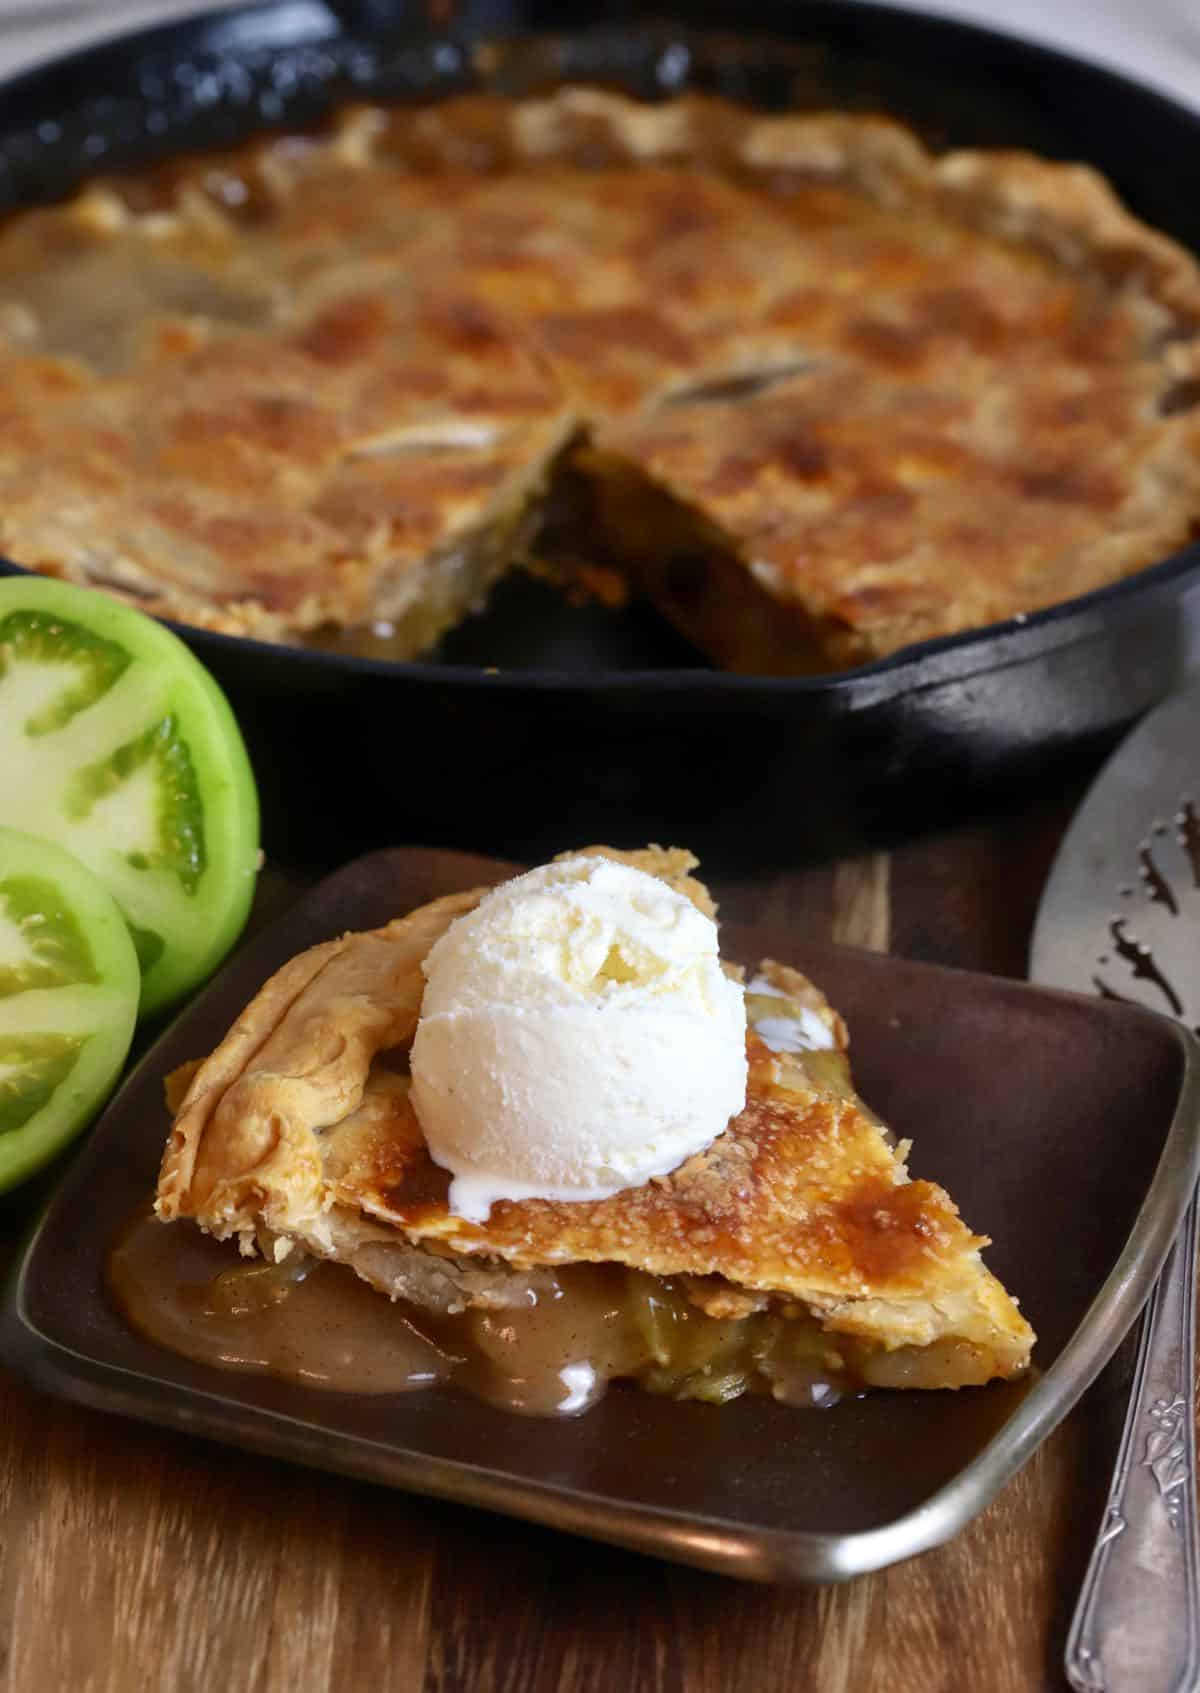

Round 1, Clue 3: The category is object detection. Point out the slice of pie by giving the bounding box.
[2,88,1198,670]
[155,847,1034,1409]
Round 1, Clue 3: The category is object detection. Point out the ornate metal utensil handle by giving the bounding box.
[1066,1191,1200,1693]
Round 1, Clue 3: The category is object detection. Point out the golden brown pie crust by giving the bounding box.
[2,89,1196,668]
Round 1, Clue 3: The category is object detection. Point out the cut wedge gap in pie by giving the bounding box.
[143,846,1035,1417]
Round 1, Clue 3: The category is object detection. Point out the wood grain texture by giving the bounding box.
[0,809,1138,1692]
[831,854,891,953]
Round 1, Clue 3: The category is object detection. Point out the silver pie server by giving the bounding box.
[1031,675,1200,1693]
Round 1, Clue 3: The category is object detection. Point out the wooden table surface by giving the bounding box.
[0,6,1194,1685]
[0,796,1154,1693]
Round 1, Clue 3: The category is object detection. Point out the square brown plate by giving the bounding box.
[3,848,1198,1584]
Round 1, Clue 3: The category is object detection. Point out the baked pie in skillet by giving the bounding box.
[153,847,1034,1412]
[0,89,1198,672]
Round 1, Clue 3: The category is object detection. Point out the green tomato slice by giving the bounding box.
[0,577,260,1015]
[0,826,139,1192]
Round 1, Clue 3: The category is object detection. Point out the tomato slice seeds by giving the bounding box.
[0,579,260,1015]
[0,827,140,1192]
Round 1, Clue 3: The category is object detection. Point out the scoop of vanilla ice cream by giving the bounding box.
[409,855,747,1222]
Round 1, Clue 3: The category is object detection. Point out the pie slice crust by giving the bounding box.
[156,847,1034,1399]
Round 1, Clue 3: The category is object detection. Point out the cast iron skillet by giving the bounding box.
[1,0,1199,868]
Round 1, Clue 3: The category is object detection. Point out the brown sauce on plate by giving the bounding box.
[108,1203,862,1417]
[107,1204,448,1395]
